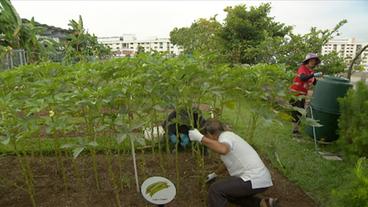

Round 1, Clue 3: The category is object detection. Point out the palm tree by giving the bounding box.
[0,0,22,49]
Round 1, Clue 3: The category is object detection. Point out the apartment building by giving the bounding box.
[322,38,368,70]
[98,35,183,57]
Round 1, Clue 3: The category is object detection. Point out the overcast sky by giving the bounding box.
[12,0,368,42]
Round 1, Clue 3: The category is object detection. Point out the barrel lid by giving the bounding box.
[323,75,351,83]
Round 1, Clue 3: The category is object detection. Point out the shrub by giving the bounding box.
[332,158,368,207]
[338,81,368,157]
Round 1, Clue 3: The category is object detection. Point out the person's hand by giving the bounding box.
[206,172,217,183]
[314,72,323,77]
[188,129,204,142]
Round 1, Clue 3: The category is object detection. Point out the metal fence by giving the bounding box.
[0,49,27,71]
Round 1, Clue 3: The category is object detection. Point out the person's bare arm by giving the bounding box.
[201,137,230,155]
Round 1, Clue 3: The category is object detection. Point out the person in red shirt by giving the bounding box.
[290,53,323,136]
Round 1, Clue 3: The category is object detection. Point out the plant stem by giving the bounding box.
[107,150,122,207]
[130,136,140,193]
[90,148,100,190]
[13,140,37,207]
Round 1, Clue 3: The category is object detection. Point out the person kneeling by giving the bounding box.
[189,119,278,207]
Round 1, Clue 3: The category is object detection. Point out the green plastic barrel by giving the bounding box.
[305,76,352,141]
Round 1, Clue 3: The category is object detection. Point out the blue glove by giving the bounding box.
[314,72,323,77]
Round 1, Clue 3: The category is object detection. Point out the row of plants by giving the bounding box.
[0,53,293,206]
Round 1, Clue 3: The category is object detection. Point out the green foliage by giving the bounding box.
[63,15,111,63]
[0,0,22,48]
[353,65,366,72]
[332,158,368,207]
[19,17,46,63]
[0,1,52,63]
[273,20,347,73]
[318,51,346,74]
[220,3,291,64]
[169,3,346,74]
[0,55,291,152]
[0,0,110,64]
[338,81,368,157]
[170,16,224,61]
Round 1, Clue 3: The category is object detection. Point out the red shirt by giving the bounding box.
[290,64,315,96]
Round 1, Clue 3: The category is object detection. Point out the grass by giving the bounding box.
[222,101,356,207]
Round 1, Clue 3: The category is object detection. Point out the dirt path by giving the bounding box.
[0,152,317,207]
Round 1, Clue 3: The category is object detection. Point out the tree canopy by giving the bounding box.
[170,3,348,74]
[170,17,222,57]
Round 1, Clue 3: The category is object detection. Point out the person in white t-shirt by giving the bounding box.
[189,118,278,207]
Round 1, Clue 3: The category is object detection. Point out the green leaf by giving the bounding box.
[135,137,146,146]
[61,143,74,149]
[278,112,293,122]
[153,104,165,112]
[224,100,236,109]
[129,121,146,132]
[73,147,85,159]
[0,135,10,145]
[88,141,98,147]
[116,133,127,144]
[292,106,306,117]
[96,124,109,132]
[262,118,273,127]
[305,118,323,127]
[277,90,286,97]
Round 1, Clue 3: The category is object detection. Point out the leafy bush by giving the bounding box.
[332,158,368,207]
[338,81,368,157]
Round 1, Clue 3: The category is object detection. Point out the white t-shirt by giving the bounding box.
[219,131,273,189]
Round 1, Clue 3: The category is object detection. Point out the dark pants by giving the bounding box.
[290,98,305,123]
[208,177,268,207]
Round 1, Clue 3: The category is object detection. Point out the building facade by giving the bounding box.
[98,35,183,57]
[322,38,368,70]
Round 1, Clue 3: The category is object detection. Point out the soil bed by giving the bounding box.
[0,152,317,207]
